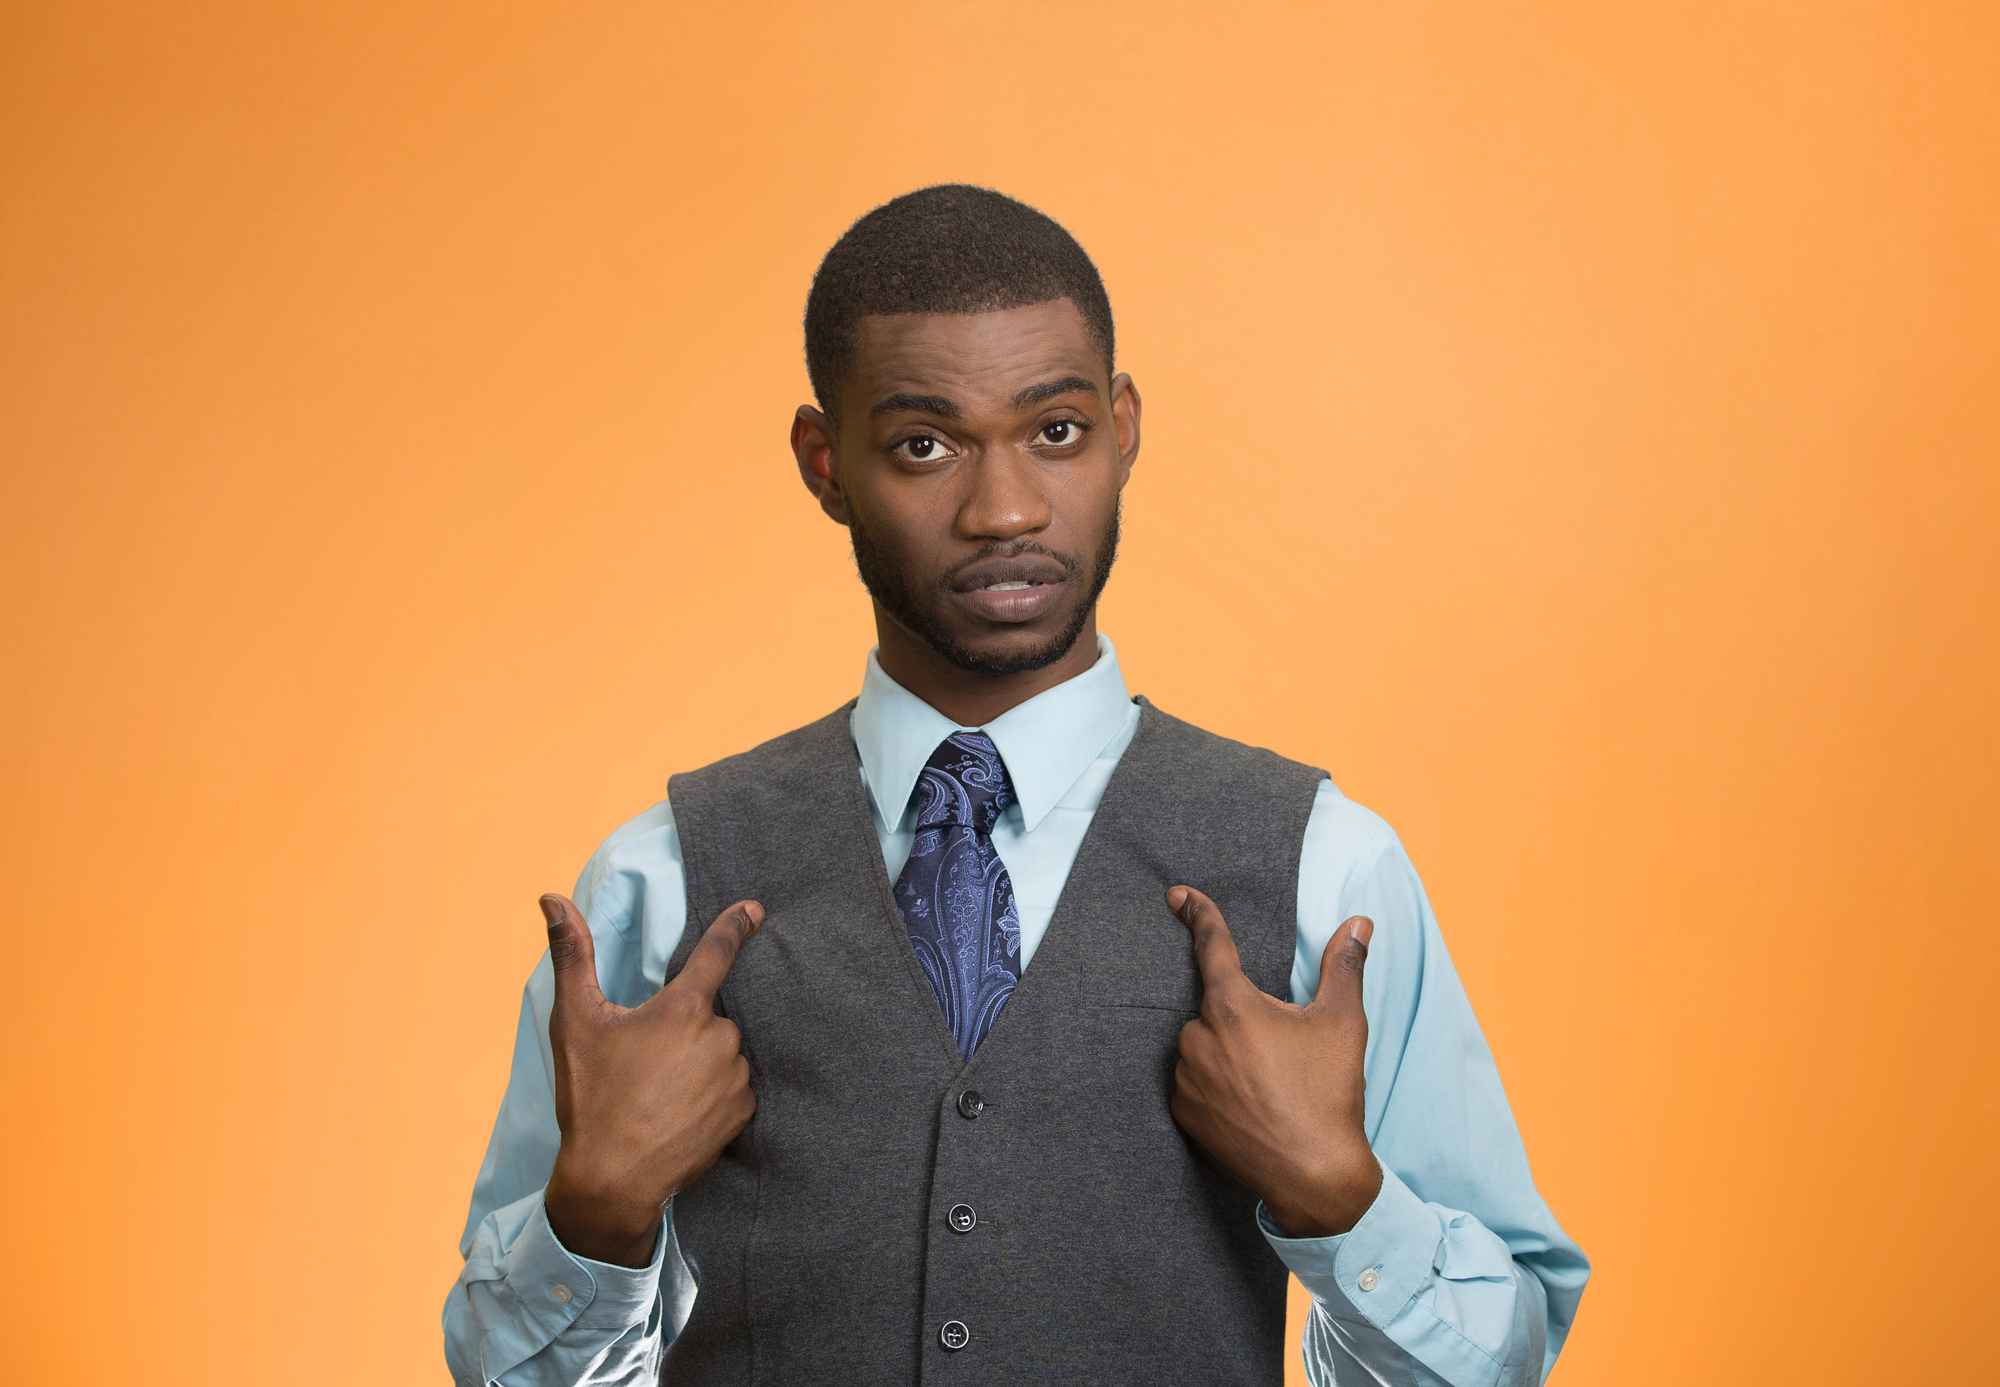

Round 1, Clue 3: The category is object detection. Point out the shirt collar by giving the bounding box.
[853,632,1133,836]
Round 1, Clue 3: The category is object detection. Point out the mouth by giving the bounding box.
[947,553,1074,624]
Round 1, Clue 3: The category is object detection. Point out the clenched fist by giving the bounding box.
[539,894,762,1267]
[1167,885,1382,1239]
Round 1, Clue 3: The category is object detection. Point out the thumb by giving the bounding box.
[1309,915,1373,1017]
[1167,885,1248,989]
[541,894,607,1018]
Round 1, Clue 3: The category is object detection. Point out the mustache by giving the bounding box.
[937,539,1084,590]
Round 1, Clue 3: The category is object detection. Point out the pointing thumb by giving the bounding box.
[542,894,606,1014]
[1310,915,1373,1016]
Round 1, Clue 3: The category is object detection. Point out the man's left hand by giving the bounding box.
[1167,885,1383,1238]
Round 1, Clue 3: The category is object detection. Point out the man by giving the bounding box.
[446,185,1588,1386]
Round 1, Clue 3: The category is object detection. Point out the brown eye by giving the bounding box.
[894,436,950,463]
[1037,420,1082,447]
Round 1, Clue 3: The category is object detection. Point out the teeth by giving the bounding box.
[983,581,1033,591]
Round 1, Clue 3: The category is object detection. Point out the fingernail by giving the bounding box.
[1351,917,1374,947]
[539,896,564,928]
[743,902,765,931]
[1166,886,1188,911]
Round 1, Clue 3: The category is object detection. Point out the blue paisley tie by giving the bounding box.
[893,732,1022,1058]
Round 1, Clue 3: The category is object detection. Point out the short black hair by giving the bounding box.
[804,185,1115,422]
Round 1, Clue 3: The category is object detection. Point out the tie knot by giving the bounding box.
[913,732,1015,833]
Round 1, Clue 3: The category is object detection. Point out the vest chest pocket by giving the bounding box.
[1088,956,1204,1016]
[1072,1000,1199,1131]
[1085,965,1202,1127]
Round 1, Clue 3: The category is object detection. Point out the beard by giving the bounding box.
[848,503,1121,676]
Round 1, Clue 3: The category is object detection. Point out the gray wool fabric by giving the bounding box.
[661,696,1328,1385]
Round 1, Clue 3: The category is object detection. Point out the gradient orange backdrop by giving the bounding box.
[3,2,1996,1384]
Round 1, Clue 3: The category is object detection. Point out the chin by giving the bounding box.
[934,620,1089,677]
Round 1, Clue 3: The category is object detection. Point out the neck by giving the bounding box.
[872,606,1101,727]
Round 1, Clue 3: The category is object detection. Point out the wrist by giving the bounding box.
[544,1158,666,1268]
[1264,1148,1383,1239]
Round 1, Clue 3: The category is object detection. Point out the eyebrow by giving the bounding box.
[867,376,1101,420]
[870,392,963,419]
[1012,375,1099,408]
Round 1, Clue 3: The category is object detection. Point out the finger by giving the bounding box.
[542,894,607,1018]
[1167,885,1247,988]
[671,900,765,1004]
[1308,915,1374,1015]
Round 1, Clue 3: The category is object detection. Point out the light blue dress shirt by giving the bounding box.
[445,636,1589,1386]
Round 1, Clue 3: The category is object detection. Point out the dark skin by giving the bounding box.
[540,896,765,1267]
[540,300,1379,1267]
[791,300,1138,725]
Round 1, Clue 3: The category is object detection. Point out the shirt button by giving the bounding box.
[1357,1269,1380,1292]
[939,1320,970,1351]
[551,1283,574,1303]
[948,1203,977,1233]
[956,1090,985,1120]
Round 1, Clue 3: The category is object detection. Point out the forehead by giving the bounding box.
[845,300,1103,412]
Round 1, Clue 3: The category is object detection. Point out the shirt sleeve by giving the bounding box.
[442,801,696,1385]
[1269,783,1589,1387]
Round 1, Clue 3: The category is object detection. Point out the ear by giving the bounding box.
[1110,372,1142,490]
[792,405,850,525]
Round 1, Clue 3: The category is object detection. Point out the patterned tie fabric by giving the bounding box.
[892,732,1022,1058]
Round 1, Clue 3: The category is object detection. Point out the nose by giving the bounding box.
[955,451,1052,543]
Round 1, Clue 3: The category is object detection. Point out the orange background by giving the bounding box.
[3,2,1996,1383]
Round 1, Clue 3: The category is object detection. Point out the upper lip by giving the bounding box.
[950,553,1072,592]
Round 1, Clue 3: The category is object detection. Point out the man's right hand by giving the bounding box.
[538,893,763,1268]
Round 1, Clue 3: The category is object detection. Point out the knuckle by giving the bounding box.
[702,1022,739,1061]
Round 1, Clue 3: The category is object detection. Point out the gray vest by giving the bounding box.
[662,697,1327,1385]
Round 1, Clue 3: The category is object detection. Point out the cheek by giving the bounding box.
[1048,463,1122,536]
[848,479,956,571]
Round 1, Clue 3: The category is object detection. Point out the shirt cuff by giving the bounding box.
[1258,1164,1440,1328]
[517,1197,668,1334]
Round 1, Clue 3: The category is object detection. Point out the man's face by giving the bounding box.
[794,300,1140,676]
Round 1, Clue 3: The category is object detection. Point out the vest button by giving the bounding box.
[939,1320,970,1351]
[956,1090,985,1120]
[947,1203,977,1233]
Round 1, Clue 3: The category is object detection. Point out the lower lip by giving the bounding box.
[954,581,1068,623]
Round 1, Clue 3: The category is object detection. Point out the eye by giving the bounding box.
[893,435,952,463]
[1036,419,1086,448]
